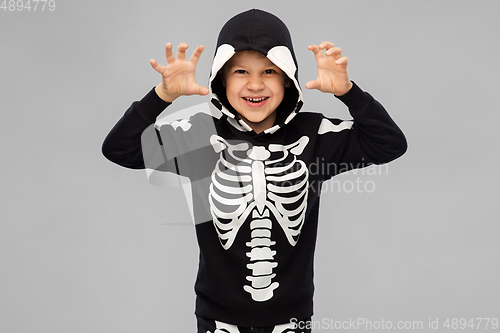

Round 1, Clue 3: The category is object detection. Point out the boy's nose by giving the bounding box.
[246,76,265,90]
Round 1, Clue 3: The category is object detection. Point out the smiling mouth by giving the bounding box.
[243,97,269,103]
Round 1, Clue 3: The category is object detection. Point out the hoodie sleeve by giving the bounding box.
[314,82,407,180]
[101,87,172,169]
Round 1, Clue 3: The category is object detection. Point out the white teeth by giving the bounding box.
[245,97,267,102]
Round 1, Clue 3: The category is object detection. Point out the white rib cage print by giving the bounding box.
[208,135,309,302]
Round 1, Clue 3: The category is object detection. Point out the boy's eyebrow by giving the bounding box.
[228,62,280,69]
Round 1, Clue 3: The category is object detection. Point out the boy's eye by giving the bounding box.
[234,69,247,74]
[264,69,276,74]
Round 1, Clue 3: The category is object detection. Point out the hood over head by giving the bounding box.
[209,9,303,135]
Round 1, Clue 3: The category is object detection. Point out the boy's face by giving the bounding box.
[222,51,290,133]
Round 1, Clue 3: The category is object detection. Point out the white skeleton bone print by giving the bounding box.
[208,135,309,302]
[206,319,296,333]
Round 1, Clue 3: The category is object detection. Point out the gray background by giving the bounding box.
[1,0,499,332]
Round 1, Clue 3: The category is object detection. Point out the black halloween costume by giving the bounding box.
[102,8,407,329]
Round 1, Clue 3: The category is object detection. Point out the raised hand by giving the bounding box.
[150,42,209,102]
[305,41,353,96]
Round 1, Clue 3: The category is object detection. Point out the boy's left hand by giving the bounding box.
[305,41,353,96]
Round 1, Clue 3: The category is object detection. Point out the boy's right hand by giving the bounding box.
[150,42,209,103]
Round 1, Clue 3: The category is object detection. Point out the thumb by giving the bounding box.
[195,84,209,96]
[305,79,320,90]
[194,84,208,95]
[150,59,164,73]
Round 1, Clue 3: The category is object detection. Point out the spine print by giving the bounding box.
[243,209,279,301]
[243,159,279,301]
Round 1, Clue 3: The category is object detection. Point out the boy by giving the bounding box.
[102,8,407,333]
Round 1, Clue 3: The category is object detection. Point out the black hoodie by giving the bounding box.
[102,9,407,327]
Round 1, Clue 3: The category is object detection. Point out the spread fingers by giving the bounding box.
[188,45,205,66]
[308,44,325,61]
[165,43,176,64]
[325,47,342,59]
[177,42,189,61]
[318,41,335,50]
